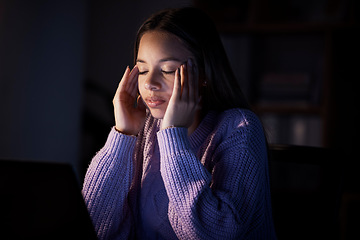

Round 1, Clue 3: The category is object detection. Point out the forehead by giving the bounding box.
[137,31,192,62]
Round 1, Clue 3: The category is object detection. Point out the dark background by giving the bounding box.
[0,0,191,176]
[0,0,359,239]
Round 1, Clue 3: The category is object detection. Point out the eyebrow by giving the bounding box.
[136,57,183,64]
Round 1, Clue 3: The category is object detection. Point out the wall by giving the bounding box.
[0,0,87,173]
[0,0,193,177]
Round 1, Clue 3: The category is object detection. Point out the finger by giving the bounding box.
[180,63,188,99]
[127,65,139,95]
[119,66,130,86]
[172,67,182,100]
[129,65,139,80]
[187,59,196,101]
[115,66,131,99]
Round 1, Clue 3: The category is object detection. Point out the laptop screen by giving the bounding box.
[0,159,97,240]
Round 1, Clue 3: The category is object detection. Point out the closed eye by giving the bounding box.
[162,70,176,75]
[138,70,176,75]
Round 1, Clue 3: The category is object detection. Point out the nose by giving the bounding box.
[144,83,155,90]
[144,73,161,91]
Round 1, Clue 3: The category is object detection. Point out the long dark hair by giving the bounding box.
[134,7,251,113]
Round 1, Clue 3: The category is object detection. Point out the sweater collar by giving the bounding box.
[189,111,218,151]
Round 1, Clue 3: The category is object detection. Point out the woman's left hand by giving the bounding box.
[161,59,201,130]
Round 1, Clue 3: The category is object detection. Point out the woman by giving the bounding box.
[82,7,277,240]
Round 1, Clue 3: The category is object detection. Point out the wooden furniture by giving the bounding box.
[195,0,358,148]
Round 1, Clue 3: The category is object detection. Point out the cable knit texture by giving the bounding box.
[82,108,277,239]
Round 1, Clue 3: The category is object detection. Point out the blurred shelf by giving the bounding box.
[253,103,323,115]
[196,0,359,148]
[217,22,358,34]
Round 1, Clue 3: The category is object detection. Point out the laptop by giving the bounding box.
[0,159,98,240]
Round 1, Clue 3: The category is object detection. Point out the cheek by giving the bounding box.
[164,76,175,93]
[137,78,146,95]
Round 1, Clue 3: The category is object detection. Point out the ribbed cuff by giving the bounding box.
[157,127,191,157]
[103,127,137,156]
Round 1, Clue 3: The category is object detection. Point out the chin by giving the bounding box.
[149,109,165,119]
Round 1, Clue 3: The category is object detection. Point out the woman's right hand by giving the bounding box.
[113,65,147,136]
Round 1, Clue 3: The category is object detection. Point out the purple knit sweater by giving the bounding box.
[82,108,277,239]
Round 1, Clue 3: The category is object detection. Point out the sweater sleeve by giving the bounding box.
[157,122,271,239]
[82,127,137,240]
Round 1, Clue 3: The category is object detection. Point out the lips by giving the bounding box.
[145,96,166,108]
